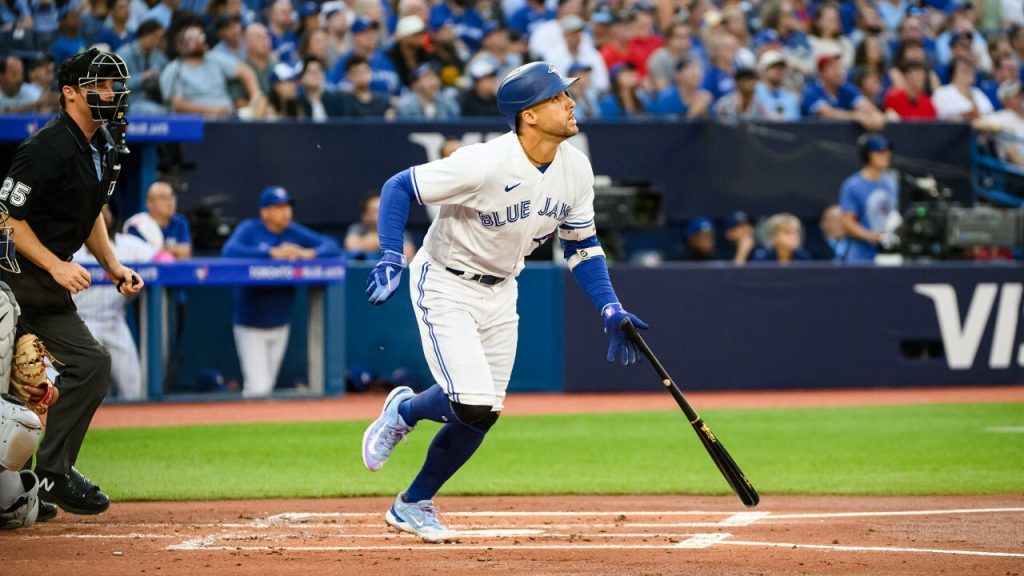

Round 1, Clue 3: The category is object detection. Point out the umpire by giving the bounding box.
[0,48,144,519]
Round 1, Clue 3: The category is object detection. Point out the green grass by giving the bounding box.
[78,403,1024,501]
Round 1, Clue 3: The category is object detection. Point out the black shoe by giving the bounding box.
[37,468,110,515]
[36,500,57,522]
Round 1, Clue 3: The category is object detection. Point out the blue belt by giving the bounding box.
[445,267,505,286]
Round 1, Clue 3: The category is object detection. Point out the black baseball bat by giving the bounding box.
[621,319,759,508]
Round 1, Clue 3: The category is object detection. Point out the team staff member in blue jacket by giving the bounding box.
[221,186,342,397]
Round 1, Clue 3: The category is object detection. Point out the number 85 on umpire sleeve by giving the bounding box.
[0,178,31,207]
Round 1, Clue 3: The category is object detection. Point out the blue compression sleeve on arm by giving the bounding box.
[563,237,619,311]
[378,169,416,255]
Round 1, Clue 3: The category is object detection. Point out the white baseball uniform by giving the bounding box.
[73,234,158,400]
[407,131,596,409]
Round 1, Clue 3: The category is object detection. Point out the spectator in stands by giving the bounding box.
[567,62,600,121]
[0,0,32,32]
[297,28,327,64]
[125,180,193,258]
[30,0,65,35]
[1011,23,1024,60]
[682,216,717,261]
[852,65,885,108]
[244,22,276,96]
[811,204,850,261]
[802,53,885,130]
[722,6,756,69]
[760,0,814,83]
[883,60,937,119]
[600,10,642,75]
[322,1,348,69]
[599,61,652,118]
[26,55,57,112]
[507,0,552,37]
[654,57,711,118]
[470,24,520,81]
[627,5,665,74]
[74,205,170,400]
[51,8,86,65]
[210,13,244,61]
[344,191,416,261]
[939,30,981,83]
[428,0,486,52]
[647,22,692,92]
[530,15,608,92]
[713,67,764,119]
[396,62,460,118]
[429,17,467,87]
[298,57,344,120]
[848,1,885,48]
[339,54,394,117]
[160,23,262,118]
[893,10,937,64]
[266,0,297,64]
[932,57,993,120]
[723,210,755,264]
[95,0,132,50]
[0,55,40,112]
[875,0,907,34]
[980,53,1021,110]
[385,15,430,88]
[838,133,899,262]
[260,61,301,118]
[327,16,400,96]
[222,186,342,398]
[754,50,800,120]
[751,213,812,263]
[702,33,737,102]
[142,0,178,29]
[808,2,853,68]
[975,80,1024,166]
[117,18,168,114]
[853,35,888,84]
[935,5,991,74]
[296,0,318,35]
[458,58,500,116]
[888,39,941,95]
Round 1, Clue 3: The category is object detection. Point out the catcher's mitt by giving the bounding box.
[10,334,60,415]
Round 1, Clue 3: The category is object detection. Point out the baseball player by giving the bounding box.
[0,48,143,520]
[361,61,648,543]
[839,133,900,262]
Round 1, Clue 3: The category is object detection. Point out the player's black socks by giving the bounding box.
[404,421,486,502]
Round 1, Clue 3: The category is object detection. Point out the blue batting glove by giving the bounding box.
[602,303,649,366]
[366,250,407,305]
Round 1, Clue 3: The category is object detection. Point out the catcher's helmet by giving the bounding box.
[496,62,578,130]
[58,48,131,123]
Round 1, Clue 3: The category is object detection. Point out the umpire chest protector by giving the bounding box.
[0,113,119,308]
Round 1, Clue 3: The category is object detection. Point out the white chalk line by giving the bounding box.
[719,540,1024,558]
[265,510,738,521]
[676,533,732,548]
[761,507,1024,520]
[985,426,1024,433]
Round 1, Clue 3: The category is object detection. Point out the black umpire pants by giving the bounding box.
[4,264,111,477]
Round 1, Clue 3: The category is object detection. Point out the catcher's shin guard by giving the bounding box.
[0,393,42,471]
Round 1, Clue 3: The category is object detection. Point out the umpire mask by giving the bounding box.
[0,206,18,274]
[60,49,131,123]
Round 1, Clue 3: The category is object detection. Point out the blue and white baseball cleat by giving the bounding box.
[361,386,416,471]
[385,493,461,543]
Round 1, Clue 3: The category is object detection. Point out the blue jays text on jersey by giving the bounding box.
[478,197,572,228]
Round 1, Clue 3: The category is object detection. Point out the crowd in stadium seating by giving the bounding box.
[0,0,1019,127]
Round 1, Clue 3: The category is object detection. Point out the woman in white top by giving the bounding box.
[807,2,854,69]
[932,57,994,121]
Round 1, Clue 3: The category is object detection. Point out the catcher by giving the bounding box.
[0,282,44,530]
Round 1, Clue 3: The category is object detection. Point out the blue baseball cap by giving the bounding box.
[299,1,319,18]
[259,186,293,208]
[350,16,378,34]
[753,28,780,49]
[863,133,889,153]
[686,217,714,237]
[724,211,750,229]
[568,61,592,75]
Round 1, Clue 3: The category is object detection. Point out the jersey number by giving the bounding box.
[0,178,31,207]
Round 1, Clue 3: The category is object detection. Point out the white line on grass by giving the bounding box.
[985,426,1024,433]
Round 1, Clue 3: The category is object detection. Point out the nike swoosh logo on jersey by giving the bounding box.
[504,183,521,192]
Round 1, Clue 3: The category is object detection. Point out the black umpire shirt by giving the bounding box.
[0,111,120,311]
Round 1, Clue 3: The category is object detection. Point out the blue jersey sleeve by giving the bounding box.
[221,220,269,258]
[378,169,417,255]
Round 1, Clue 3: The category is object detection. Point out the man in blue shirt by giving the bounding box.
[327,17,400,96]
[429,0,486,52]
[838,134,900,262]
[802,53,884,130]
[754,51,799,121]
[221,186,342,397]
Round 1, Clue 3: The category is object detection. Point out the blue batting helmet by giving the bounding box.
[496,62,578,130]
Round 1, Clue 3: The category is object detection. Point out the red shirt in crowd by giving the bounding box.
[883,88,937,119]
